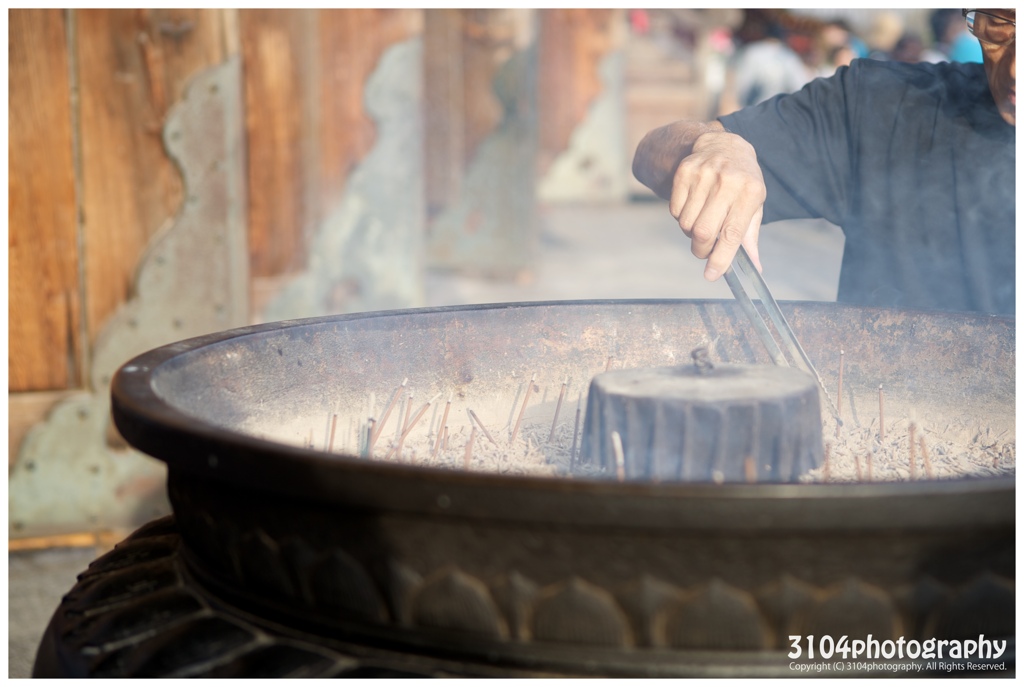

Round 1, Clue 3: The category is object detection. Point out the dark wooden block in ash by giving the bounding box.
[578,364,823,482]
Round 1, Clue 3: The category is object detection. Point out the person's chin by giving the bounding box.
[1001,104,1015,126]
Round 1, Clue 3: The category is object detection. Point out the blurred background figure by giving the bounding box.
[807,19,865,76]
[922,8,983,63]
[865,11,905,60]
[889,32,926,63]
[717,9,810,115]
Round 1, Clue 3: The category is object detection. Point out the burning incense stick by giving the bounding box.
[908,422,917,479]
[878,384,885,444]
[510,374,536,444]
[328,414,338,452]
[370,378,407,450]
[611,431,625,482]
[432,394,452,458]
[467,409,498,446]
[464,427,477,469]
[835,349,844,439]
[570,395,582,470]
[920,435,934,479]
[548,378,568,444]
[385,394,439,461]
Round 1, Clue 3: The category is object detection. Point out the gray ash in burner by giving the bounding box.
[578,363,823,482]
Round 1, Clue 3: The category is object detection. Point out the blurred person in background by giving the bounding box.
[815,20,864,73]
[889,32,926,62]
[922,10,958,62]
[717,10,810,115]
[632,8,1015,315]
[808,19,864,76]
[865,11,905,59]
[924,7,984,63]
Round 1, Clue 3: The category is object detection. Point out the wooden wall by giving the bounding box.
[10,9,229,393]
[9,8,422,396]
[9,9,80,391]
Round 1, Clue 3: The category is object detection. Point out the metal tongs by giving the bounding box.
[723,246,842,424]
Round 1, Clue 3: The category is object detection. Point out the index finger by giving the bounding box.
[703,197,763,281]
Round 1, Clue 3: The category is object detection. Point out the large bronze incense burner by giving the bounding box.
[37,300,1014,677]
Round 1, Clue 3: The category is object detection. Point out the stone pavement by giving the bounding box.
[9,547,100,678]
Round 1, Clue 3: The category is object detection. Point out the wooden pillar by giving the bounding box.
[536,8,628,202]
[9,8,231,395]
[424,9,539,278]
[239,9,313,280]
[9,9,81,392]
[243,8,424,317]
[10,8,230,395]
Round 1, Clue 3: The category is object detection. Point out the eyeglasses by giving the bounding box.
[963,9,1016,47]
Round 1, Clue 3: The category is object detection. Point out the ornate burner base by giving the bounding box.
[34,517,1015,678]
[32,517,461,678]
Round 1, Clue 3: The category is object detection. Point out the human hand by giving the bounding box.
[668,131,766,280]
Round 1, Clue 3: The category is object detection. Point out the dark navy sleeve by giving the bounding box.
[718,62,862,227]
[718,59,1013,314]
